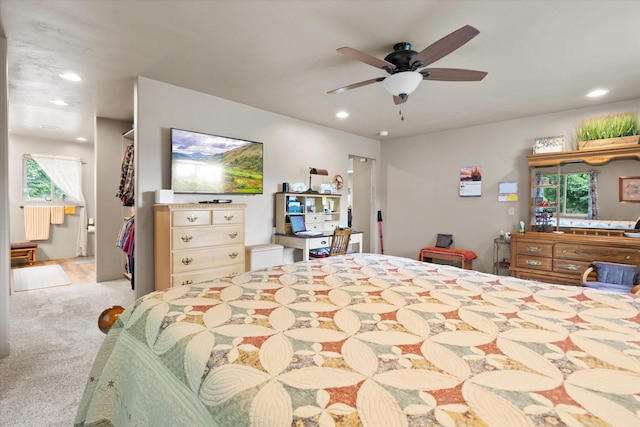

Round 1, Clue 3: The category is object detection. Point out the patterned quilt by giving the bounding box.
[75,254,640,426]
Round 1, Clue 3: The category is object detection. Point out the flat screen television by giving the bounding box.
[171,128,263,194]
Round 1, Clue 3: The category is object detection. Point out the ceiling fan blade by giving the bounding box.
[410,25,480,68]
[393,95,408,105]
[328,77,385,94]
[421,68,487,81]
[337,47,396,71]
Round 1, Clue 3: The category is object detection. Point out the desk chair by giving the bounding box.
[581,261,640,294]
[329,228,352,256]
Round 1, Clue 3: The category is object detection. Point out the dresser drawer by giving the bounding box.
[324,221,340,231]
[553,259,591,275]
[306,222,324,232]
[171,263,245,287]
[212,209,244,225]
[172,210,211,227]
[172,245,245,273]
[516,241,553,257]
[309,236,332,250]
[515,255,553,271]
[306,214,325,223]
[171,225,244,250]
[554,243,640,264]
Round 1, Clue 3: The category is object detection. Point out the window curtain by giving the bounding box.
[588,170,598,220]
[534,173,544,225]
[32,155,88,256]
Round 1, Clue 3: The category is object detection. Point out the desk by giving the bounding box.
[274,232,363,261]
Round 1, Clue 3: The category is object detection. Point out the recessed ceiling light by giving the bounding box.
[49,99,68,106]
[336,111,349,119]
[76,137,87,142]
[379,130,389,136]
[587,89,609,98]
[60,72,81,82]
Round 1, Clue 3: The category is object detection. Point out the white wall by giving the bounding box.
[8,135,95,260]
[134,77,381,297]
[1,37,10,357]
[380,98,640,272]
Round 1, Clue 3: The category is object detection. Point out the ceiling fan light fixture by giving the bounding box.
[382,71,422,97]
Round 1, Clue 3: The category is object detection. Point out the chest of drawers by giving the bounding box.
[510,232,640,285]
[154,203,246,291]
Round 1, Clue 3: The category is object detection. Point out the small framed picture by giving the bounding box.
[619,176,640,203]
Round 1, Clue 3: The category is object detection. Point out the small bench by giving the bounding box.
[11,242,38,265]
[419,246,477,270]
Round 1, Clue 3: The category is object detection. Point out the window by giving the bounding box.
[541,172,590,216]
[23,157,67,201]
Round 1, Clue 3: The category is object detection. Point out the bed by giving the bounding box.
[75,254,640,426]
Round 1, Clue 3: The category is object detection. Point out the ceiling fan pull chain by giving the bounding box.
[399,107,404,121]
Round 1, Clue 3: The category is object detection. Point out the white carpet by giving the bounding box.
[13,265,72,291]
[1,279,135,426]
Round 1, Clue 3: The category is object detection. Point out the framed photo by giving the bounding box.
[533,136,564,154]
[619,176,640,203]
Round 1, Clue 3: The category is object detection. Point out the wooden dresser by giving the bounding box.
[510,232,640,285]
[154,203,246,291]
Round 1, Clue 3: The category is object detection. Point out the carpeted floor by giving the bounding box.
[12,265,71,292]
[0,279,135,426]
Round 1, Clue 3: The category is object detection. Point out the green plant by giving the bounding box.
[577,112,639,141]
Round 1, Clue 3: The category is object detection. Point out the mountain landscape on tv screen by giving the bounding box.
[172,139,263,194]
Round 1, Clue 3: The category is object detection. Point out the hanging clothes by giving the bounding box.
[117,216,135,289]
[116,141,135,206]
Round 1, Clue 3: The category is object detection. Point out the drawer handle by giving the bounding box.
[181,257,193,265]
[562,249,567,254]
[182,280,193,285]
[526,246,541,253]
[562,264,581,271]
[526,259,542,266]
[228,231,238,239]
[187,215,198,222]
[321,240,328,245]
[626,255,632,260]
[224,214,234,221]
[181,235,193,242]
[228,252,238,259]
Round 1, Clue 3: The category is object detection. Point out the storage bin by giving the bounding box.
[245,244,284,271]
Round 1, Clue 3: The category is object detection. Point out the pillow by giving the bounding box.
[435,234,453,248]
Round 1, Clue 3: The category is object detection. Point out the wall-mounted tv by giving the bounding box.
[171,128,263,194]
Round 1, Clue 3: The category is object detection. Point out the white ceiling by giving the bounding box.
[1,0,639,144]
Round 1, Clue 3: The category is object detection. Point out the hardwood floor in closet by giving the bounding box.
[10,257,96,285]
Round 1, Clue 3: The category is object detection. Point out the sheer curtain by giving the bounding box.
[588,170,599,220]
[32,155,88,256]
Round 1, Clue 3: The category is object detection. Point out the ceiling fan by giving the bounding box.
[328,25,487,105]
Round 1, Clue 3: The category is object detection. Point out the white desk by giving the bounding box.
[274,232,363,261]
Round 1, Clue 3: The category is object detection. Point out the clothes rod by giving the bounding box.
[20,205,84,208]
[22,154,86,164]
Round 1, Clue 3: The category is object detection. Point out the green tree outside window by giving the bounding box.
[24,157,66,200]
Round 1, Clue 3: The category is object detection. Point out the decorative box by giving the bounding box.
[533,136,564,154]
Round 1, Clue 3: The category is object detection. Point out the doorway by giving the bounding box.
[347,155,376,254]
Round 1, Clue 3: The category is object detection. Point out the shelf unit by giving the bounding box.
[121,129,135,280]
[493,238,511,275]
[275,192,341,235]
[529,167,560,232]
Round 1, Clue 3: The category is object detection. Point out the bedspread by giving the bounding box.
[75,254,640,426]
